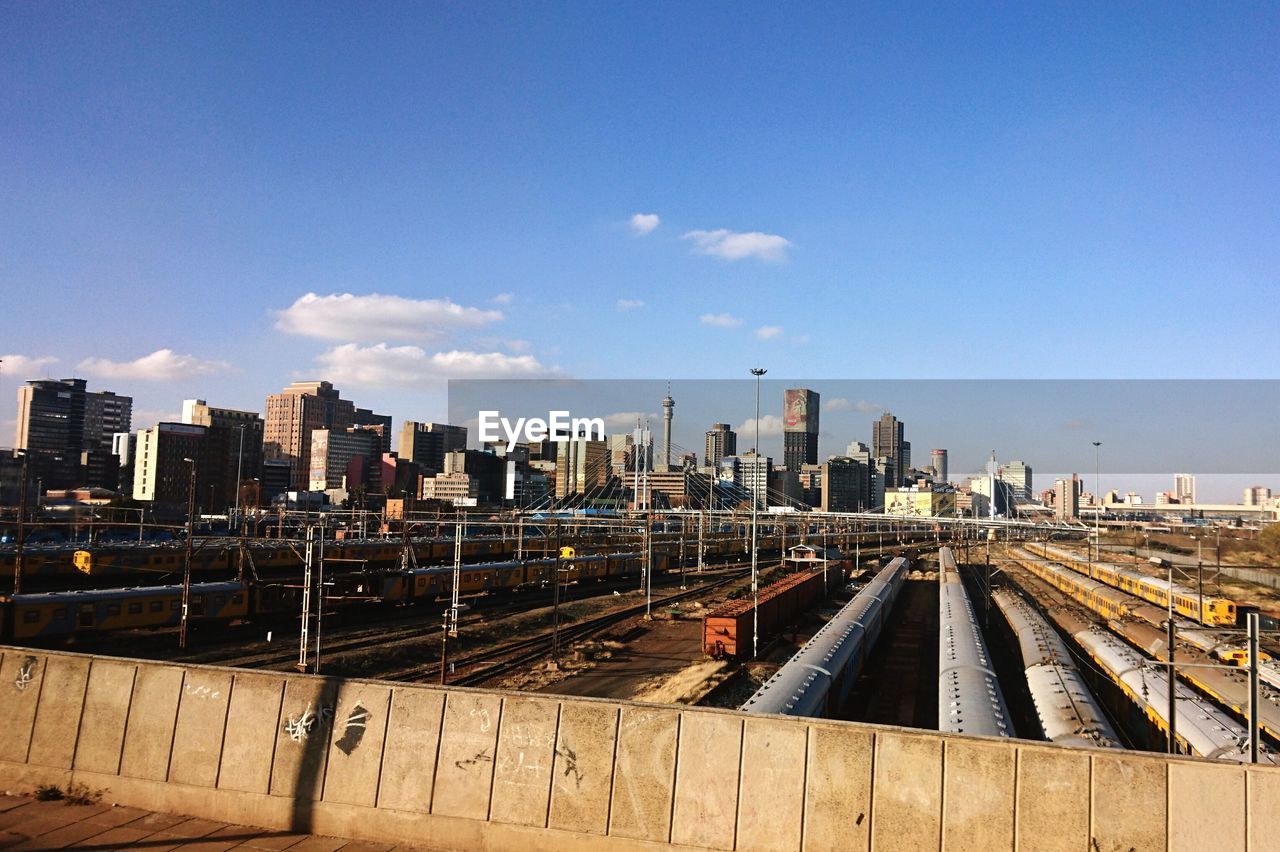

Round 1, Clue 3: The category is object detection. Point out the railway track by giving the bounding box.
[189,565,760,672]
[391,568,757,686]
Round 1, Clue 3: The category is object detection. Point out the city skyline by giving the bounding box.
[8,371,1280,503]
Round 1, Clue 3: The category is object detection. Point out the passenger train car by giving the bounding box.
[0,550,666,641]
[1037,543,1238,626]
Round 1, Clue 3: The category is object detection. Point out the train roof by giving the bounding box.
[8,581,247,604]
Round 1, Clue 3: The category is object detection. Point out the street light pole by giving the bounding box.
[1092,441,1102,562]
[179,457,197,650]
[749,367,766,659]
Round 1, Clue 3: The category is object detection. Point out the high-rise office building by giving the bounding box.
[182,399,264,511]
[309,427,383,492]
[555,437,608,500]
[872,412,906,486]
[1055,475,1081,520]
[705,423,737,468]
[264,381,356,490]
[397,422,467,475]
[1174,473,1196,504]
[820,457,871,513]
[353,408,393,454]
[15,378,133,489]
[782,388,820,471]
[1244,486,1272,506]
[931,449,948,483]
[998,460,1033,501]
[732,452,771,508]
[133,422,208,506]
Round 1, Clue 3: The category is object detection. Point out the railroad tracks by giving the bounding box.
[389,568,755,686]
[184,566,755,672]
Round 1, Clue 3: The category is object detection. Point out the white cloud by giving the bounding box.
[275,292,503,342]
[735,414,785,439]
[629,213,660,235]
[491,293,514,305]
[313,343,555,388]
[754,325,784,340]
[699,312,742,328]
[792,334,811,345]
[826,398,884,414]
[77,349,229,382]
[616,299,645,311]
[0,354,58,380]
[682,229,792,262]
[602,411,659,429]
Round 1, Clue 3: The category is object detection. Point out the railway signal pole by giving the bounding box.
[441,511,464,685]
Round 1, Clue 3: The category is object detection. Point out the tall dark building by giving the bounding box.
[872,411,906,486]
[182,399,265,511]
[704,423,737,467]
[782,388,819,472]
[820,457,871,512]
[353,408,394,454]
[398,422,467,475]
[15,378,132,489]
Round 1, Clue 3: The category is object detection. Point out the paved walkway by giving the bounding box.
[0,793,417,851]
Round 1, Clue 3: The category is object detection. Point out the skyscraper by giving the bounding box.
[998,460,1033,501]
[704,423,737,467]
[931,449,948,483]
[264,381,356,490]
[782,388,819,471]
[1055,475,1081,520]
[1174,473,1196,504]
[15,378,132,489]
[182,399,264,511]
[871,411,905,486]
[398,422,467,475]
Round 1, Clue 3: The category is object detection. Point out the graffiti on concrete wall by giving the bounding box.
[284,702,334,743]
[14,656,37,692]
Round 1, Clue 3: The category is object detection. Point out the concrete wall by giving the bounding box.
[1,645,1277,852]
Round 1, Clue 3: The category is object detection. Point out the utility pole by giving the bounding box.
[14,451,29,596]
[441,511,463,685]
[314,517,327,673]
[1248,612,1261,763]
[233,424,246,528]
[552,521,563,661]
[749,366,766,659]
[1092,441,1102,563]
[1167,561,1177,754]
[298,525,315,671]
[179,457,197,650]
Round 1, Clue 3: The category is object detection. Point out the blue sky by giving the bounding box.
[2,4,1278,485]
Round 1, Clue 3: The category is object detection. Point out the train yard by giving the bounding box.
[2,514,1278,769]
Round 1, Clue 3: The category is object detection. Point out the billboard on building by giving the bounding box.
[783,389,818,434]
